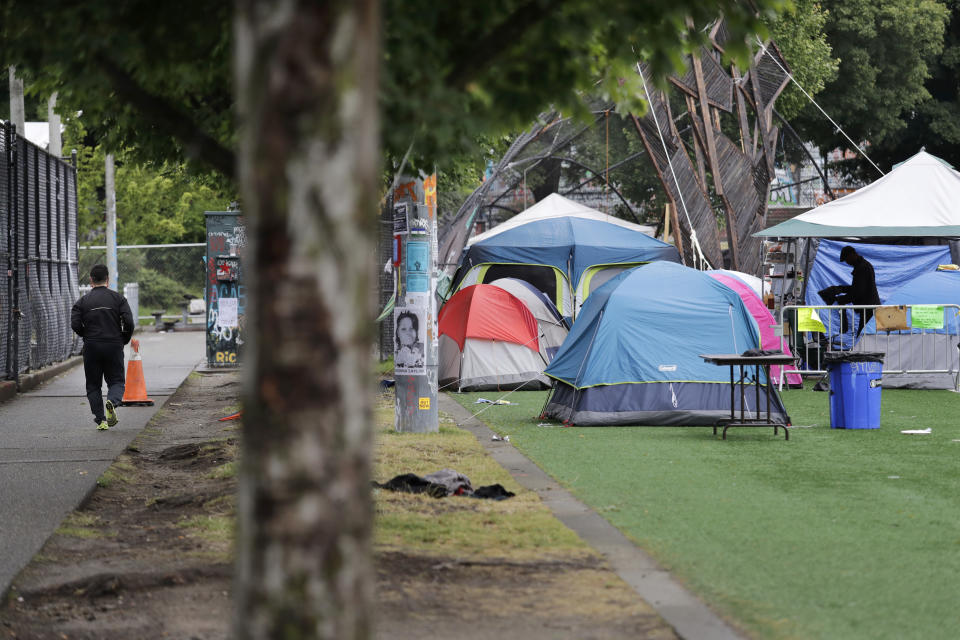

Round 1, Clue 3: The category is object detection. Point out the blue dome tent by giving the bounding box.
[542,262,789,426]
[451,194,681,320]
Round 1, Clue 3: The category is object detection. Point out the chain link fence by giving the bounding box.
[77,244,207,326]
[1,122,81,382]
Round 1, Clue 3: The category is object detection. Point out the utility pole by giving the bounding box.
[8,67,25,136]
[393,174,439,433]
[47,93,61,157]
[105,153,118,290]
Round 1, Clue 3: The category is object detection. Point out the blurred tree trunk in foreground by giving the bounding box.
[233,1,380,638]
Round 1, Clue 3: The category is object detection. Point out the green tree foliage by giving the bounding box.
[849,0,960,169]
[63,115,232,245]
[4,1,791,185]
[76,247,198,310]
[115,164,229,244]
[382,0,790,170]
[766,0,839,120]
[791,0,949,176]
[0,1,234,177]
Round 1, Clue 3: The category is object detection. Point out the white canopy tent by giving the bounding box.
[756,151,960,238]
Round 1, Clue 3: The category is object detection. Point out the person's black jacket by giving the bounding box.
[840,255,881,305]
[71,286,134,344]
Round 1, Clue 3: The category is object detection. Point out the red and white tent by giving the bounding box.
[439,285,550,391]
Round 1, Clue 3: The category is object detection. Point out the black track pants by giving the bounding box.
[82,341,125,423]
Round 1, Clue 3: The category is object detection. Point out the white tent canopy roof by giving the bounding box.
[756,151,960,237]
[467,192,655,246]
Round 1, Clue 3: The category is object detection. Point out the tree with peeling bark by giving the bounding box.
[232,1,380,637]
[4,1,789,637]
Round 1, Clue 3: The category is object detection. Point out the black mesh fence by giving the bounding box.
[1,122,81,381]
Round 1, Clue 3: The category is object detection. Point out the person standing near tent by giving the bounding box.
[71,264,134,430]
[837,245,881,335]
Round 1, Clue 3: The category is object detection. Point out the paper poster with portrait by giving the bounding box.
[394,306,426,375]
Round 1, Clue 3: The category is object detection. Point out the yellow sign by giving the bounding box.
[797,308,826,332]
[418,397,431,410]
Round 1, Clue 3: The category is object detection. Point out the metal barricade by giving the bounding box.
[778,304,960,390]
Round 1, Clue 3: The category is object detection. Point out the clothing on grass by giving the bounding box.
[373,470,515,501]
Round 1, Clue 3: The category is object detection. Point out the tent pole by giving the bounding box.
[799,237,812,303]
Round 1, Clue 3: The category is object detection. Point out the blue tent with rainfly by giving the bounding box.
[451,193,681,320]
[855,270,960,389]
[542,262,789,426]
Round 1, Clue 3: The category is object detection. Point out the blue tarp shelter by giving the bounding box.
[856,270,960,389]
[806,239,951,348]
[542,262,789,426]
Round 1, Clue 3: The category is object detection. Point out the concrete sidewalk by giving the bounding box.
[0,331,205,596]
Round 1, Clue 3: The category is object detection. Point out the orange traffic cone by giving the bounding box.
[121,339,154,406]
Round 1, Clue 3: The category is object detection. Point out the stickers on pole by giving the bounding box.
[394,306,426,375]
[911,305,944,329]
[393,202,408,234]
[418,397,431,410]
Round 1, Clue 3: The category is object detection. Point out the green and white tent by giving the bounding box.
[756,151,960,238]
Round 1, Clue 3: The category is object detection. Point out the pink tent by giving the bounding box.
[708,272,803,387]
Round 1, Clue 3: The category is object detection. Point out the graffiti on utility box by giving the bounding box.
[205,211,246,367]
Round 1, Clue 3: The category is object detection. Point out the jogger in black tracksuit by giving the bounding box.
[71,264,134,430]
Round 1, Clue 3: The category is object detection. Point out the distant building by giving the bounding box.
[22,121,64,151]
[769,143,866,209]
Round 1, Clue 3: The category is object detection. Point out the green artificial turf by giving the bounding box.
[450,384,960,640]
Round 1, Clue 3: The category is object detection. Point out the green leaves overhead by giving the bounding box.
[790,0,950,176]
[382,0,789,167]
[0,0,234,177]
[4,0,791,182]
[766,0,839,121]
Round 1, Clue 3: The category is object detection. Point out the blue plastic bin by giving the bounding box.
[825,352,884,429]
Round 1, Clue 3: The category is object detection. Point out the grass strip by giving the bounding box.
[372,392,593,563]
[449,384,960,640]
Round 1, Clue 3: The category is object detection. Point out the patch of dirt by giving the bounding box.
[374,551,677,640]
[0,373,679,640]
[0,371,240,640]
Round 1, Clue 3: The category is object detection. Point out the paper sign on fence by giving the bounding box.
[797,308,826,332]
[911,305,944,330]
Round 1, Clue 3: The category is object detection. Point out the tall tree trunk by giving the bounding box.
[233,2,379,638]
